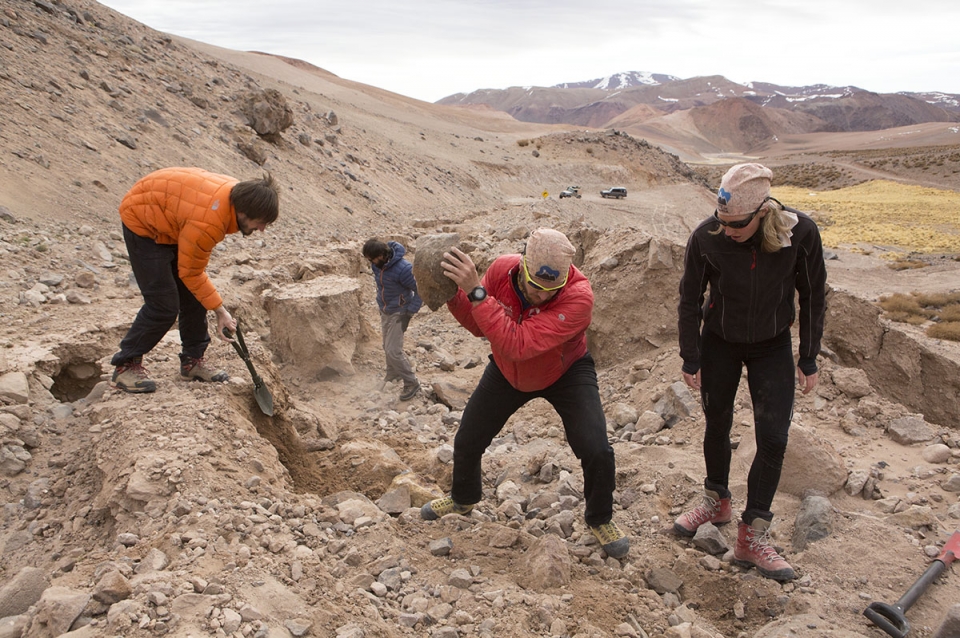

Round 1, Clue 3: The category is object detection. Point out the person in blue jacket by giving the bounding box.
[362,238,423,400]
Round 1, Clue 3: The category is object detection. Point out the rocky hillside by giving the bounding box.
[1,3,960,638]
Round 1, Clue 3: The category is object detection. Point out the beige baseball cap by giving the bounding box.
[524,228,575,288]
[717,163,772,216]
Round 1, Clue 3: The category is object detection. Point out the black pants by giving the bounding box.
[110,224,210,366]
[451,353,616,527]
[699,329,795,524]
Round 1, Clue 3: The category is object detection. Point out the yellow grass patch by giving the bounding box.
[772,180,960,254]
[877,292,960,342]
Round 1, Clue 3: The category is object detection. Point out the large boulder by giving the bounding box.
[412,233,460,311]
[263,276,363,379]
[0,371,29,404]
[737,423,847,497]
[25,586,90,638]
[239,88,293,140]
[519,534,571,590]
[0,566,49,618]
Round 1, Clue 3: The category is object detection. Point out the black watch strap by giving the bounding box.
[467,286,487,302]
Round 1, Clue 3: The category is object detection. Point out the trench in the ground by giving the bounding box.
[236,396,356,497]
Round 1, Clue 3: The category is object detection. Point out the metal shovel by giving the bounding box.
[223,321,274,416]
[863,529,960,637]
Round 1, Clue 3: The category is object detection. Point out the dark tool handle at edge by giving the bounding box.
[894,559,947,614]
[864,602,908,638]
[863,557,949,637]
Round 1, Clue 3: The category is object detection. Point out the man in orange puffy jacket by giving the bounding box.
[110,167,279,393]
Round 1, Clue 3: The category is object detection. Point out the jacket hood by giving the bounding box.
[385,241,406,268]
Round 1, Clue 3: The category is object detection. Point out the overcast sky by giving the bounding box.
[97,0,960,103]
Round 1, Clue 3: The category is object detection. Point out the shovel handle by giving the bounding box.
[864,602,908,638]
[863,534,958,638]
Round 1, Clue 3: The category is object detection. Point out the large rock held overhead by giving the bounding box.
[413,233,461,311]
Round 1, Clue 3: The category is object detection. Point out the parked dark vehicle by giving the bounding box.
[601,187,627,199]
[559,186,581,199]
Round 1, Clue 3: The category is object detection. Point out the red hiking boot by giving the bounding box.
[734,518,796,581]
[673,489,732,537]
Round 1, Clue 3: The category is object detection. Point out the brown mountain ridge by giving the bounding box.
[440,73,960,156]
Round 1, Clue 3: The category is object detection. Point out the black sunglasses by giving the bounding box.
[714,197,781,229]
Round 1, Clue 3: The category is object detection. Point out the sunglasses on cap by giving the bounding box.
[521,255,568,292]
[714,196,781,229]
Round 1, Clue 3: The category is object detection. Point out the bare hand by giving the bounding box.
[682,370,701,391]
[215,307,237,342]
[441,247,482,292]
[797,368,819,395]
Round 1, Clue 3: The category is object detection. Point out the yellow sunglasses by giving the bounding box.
[522,256,568,292]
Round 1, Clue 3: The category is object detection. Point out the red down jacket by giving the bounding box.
[119,167,240,311]
[447,254,592,392]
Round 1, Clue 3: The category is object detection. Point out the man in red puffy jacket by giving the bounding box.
[110,167,279,393]
[419,228,629,559]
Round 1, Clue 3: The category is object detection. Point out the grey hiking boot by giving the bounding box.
[400,380,420,401]
[180,357,229,382]
[112,359,157,394]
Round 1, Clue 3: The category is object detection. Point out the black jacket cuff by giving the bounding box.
[681,360,700,375]
[798,357,818,376]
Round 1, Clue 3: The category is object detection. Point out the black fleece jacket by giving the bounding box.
[677,210,827,376]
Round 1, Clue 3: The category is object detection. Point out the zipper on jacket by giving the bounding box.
[748,248,758,342]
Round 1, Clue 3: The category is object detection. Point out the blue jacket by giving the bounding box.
[372,241,422,315]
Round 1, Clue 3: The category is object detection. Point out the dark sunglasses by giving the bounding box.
[714,197,781,229]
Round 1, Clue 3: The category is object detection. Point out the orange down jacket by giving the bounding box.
[119,167,240,311]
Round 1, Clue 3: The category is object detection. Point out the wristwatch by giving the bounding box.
[466,286,487,303]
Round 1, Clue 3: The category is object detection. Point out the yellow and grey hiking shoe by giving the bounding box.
[589,521,630,558]
[112,359,157,394]
[180,357,229,382]
[420,497,474,520]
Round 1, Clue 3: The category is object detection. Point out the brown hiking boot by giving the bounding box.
[112,359,157,394]
[673,489,732,537]
[734,518,796,581]
[180,357,229,382]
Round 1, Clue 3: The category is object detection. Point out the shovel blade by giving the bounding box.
[254,382,274,416]
[939,529,960,565]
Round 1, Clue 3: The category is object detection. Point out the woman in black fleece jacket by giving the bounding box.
[673,163,826,582]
